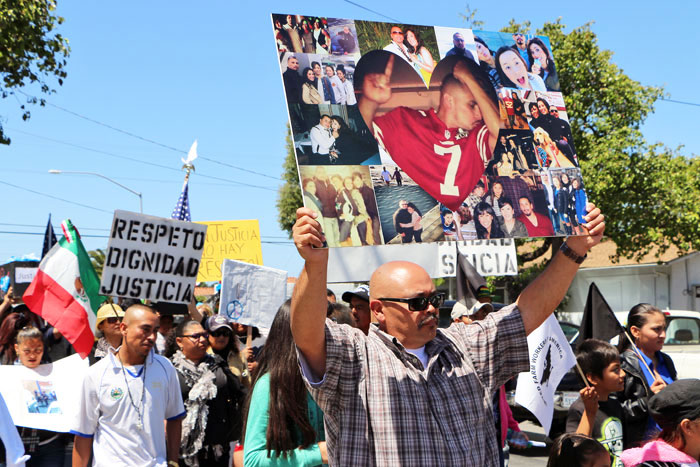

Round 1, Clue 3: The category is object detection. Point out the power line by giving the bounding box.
[17,91,283,181]
[659,97,700,108]
[9,128,278,192]
[0,229,294,244]
[0,222,291,239]
[0,180,112,213]
[342,0,400,22]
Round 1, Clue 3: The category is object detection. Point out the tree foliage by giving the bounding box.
[276,125,303,236]
[0,0,70,144]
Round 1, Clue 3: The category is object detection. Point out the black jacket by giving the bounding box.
[617,349,677,448]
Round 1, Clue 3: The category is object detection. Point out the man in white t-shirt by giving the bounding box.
[71,304,185,467]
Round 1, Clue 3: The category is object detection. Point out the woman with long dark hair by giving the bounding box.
[474,201,505,239]
[495,46,546,91]
[404,28,434,83]
[242,300,327,466]
[399,202,423,243]
[526,37,560,92]
[617,303,678,447]
[474,36,501,89]
[329,115,377,165]
[167,320,246,466]
[301,67,322,105]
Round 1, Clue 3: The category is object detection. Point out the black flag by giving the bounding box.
[41,214,57,259]
[576,282,624,344]
[455,251,486,309]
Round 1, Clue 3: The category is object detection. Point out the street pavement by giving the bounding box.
[508,421,551,466]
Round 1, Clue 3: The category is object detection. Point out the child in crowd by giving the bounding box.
[547,433,611,467]
[566,339,626,467]
[14,326,69,466]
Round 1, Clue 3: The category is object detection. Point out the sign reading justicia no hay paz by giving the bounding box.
[100,210,207,304]
[273,14,589,247]
[196,220,263,282]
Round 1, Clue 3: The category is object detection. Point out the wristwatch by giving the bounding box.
[559,242,587,264]
[168,461,179,467]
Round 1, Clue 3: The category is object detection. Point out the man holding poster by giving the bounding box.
[289,202,604,466]
[357,53,502,211]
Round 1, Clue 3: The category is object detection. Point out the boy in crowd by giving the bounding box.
[565,339,626,467]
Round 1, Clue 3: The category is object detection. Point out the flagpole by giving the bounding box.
[621,328,656,379]
[574,362,591,388]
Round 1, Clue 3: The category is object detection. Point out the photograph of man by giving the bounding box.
[383,26,414,66]
[446,32,477,61]
[517,195,555,237]
[530,97,577,165]
[512,32,530,68]
[311,167,340,246]
[309,114,338,164]
[392,199,413,243]
[331,25,358,55]
[355,52,503,211]
[282,55,303,104]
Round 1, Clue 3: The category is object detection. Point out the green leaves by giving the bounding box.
[276,125,303,237]
[0,0,70,144]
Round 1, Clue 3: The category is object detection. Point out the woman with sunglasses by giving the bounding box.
[206,315,252,389]
[167,320,246,466]
[89,302,125,363]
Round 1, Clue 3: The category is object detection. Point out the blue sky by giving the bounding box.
[1,0,698,277]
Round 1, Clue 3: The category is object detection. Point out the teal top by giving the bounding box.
[243,372,326,466]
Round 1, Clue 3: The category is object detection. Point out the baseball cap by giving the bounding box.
[96,303,125,329]
[342,284,370,303]
[206,314,232,333]
[649,379,700,430]
[451,301,494,320]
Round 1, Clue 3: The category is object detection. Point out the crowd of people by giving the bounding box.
[2,201,700,467]
[274,15,357,57]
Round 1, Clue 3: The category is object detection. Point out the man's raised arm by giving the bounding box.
[291,207,330,378]
[517,203,605,335]
[358,54,394,130]
[452,60,503,153]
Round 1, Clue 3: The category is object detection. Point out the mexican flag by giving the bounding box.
[23,220,105,358]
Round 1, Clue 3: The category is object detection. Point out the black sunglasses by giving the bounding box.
[210,329,231,338]
[378,293,445,312]
[105,317,122,324]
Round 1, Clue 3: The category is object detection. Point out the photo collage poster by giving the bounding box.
[273,14,588,247]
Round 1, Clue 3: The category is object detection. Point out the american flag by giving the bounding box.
[171,178,191,221]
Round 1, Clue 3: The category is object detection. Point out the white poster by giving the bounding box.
[327,239,517,283]
[219,259,287,329]
[100,210,208,304]
[0,354,89,432]
[514,315,576,434]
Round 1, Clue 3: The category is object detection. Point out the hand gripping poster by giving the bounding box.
[273,15,588,247]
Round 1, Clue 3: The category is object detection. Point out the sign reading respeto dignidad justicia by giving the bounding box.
[100,210,207,304]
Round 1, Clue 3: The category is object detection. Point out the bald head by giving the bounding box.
[370,261,432,300]
[123,304,157,326]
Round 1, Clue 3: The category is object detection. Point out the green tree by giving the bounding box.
[276,124,303,236]
[88,248,105,279]
[0,0,70,144]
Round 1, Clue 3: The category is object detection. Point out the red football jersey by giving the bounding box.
[373,107,492,210]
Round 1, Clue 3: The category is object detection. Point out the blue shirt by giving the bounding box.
[639,350,674,436]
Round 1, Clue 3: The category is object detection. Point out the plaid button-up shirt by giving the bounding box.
[301,304,529,466]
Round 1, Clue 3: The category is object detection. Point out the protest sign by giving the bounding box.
[100,210,207,304]
[219,259,287,329]
[196,220,263,282]
[273,15,588,247]
[0,261,39,297]
[0,354,89,432]
[327,239,517,282]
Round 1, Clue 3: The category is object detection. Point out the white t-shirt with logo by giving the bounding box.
[71,349,185,466]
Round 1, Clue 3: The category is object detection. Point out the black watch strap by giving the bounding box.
[560,242,587,264]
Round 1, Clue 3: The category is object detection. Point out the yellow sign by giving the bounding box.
[195,220,263,282]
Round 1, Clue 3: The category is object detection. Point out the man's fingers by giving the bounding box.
[296,206,318,220]
[384,54,394,78]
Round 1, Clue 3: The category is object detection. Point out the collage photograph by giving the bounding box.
[276,15,588,246]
